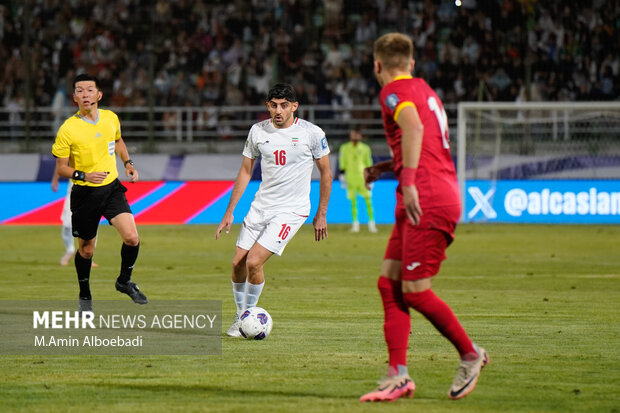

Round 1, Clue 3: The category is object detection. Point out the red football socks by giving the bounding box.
[403,289,476,359]
[377,276,410,370]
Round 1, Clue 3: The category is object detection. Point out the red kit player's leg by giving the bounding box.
[360,221,415,402]
[400,223,476,359]
[378,276,410,369]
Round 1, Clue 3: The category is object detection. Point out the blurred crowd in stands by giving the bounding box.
[0,0,618,116]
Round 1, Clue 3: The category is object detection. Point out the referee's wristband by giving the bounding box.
[72,170,86,181]
[124,159,134,167]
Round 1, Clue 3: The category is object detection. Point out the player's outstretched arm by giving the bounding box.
[313,155,332,241]
[364,159,394,188]
[216,156,255,239]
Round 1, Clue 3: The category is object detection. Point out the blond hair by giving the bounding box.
[373,33,414,71]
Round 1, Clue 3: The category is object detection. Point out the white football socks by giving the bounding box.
[232,280,265,312]
[62,225,75,253]
[246,281,265,308]
[231,281,246,313]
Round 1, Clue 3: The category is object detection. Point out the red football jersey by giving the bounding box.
[379,76,460,209]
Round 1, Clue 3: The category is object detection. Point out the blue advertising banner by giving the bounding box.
[3,180,618,225]
[0,181,398,225]
[465,180,620,224]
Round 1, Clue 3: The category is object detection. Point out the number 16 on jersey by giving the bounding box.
[273,150,286,166]
[278,224,291,240]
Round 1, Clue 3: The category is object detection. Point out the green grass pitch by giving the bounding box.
[0,224,618,412]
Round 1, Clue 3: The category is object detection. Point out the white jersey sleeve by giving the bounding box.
[242,124,261,159]
[310,127,330,159]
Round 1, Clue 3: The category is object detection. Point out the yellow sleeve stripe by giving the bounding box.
[394,101,416,122]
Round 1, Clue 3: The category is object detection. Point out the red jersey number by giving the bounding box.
[427,96,450,149]
[278,224,291,240]
[273,150,286,166]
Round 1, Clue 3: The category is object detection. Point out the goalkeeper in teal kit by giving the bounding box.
[338,127,377,233]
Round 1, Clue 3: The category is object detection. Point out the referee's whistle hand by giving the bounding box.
[125,168,139,183]
[86,171,108,183]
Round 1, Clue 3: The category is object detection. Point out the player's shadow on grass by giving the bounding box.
[103,382,358,400]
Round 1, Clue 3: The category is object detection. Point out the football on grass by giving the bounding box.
[239,307,273,340]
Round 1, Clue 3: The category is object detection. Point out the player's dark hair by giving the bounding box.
[73,73,100,90]
[266,83,297,103]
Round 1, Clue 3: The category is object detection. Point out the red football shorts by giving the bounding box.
[384,203,460,281]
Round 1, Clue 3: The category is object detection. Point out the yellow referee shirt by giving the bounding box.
[52,109,121,187]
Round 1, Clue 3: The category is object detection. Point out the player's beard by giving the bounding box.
[273,113,291,128]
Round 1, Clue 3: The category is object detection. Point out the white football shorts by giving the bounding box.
[236,205,307,256]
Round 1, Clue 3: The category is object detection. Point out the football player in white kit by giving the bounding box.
[51,165,98,267]
[216,83,332,337]
[51,171,76,266]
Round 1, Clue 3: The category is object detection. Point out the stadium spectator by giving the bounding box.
[1,0,618,127]
[5,89,23,140]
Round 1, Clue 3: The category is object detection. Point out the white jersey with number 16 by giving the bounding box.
[242,118,330,216]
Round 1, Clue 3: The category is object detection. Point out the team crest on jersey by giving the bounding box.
[291,136,299,147]
[385,93,399,110]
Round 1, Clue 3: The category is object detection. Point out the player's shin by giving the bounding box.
[378,276,410,373]
[62,225,75,253]
[232,281,247,312]
[75,252,92,300]
[403,289,476,359]
[245,281,265,308]
[365,196,374,223]
[350,196,358,223]
[117,242,139,284]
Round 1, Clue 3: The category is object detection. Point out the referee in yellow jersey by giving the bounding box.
[52,74,147,312]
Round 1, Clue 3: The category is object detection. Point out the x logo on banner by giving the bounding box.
[467,187,497,220]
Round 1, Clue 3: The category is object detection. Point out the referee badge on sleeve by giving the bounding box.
[108,141,115,156]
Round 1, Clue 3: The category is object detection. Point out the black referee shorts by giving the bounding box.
[70,179,133,240]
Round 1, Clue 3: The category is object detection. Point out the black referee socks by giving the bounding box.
[117,242,140,284]
[74,251,92,300]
